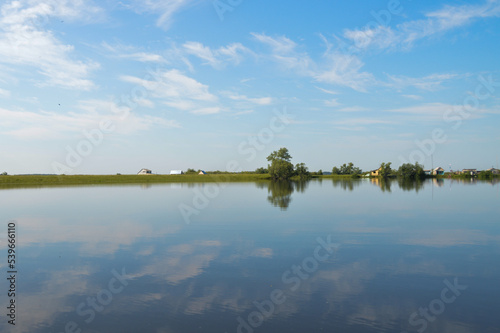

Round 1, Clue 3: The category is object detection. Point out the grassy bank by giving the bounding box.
[0,173,272,187]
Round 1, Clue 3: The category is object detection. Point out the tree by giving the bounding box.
[255,167,268,174]
[267,148,294,180]
[1,172,7,176]
[295,163,311,179]
[379,162,392,178]
[398,162,425,180]
[266,147,292,163]
[186,168,197,174]
[332,163,362,175]
[317,169,323,175]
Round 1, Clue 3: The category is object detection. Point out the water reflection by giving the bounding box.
[257,180,310,210]
[1,181,499,332]
[331,178,362,191]
[370,177,392,192]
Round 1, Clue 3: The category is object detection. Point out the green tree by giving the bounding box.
[379,162,392,178]
[267,148,294,180]
[1,172,7,176]
[294,163,311,179]
[267,147,292,162]
[186,168,197,174]
[478,170,493,180]
[255,167,268,174]
[332,162,362,175]
[398,162,425,180]
[317,169,323,175]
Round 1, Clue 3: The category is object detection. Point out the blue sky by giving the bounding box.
[1,0,499,174]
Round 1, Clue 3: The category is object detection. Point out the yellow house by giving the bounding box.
[370,167,381,177]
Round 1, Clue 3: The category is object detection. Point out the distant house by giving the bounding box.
[424,170,432,176]
[198,170,207,175]
[138,168,152,175]
[462,169,477,176]
[170,170,184,175]
[432,167,445,176]
[370,167,381,177]
[486,168,500,175]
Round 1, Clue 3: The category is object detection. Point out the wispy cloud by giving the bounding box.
[121,69,220,114]
[128,0,201,30]
[387,102,499,122]
[0,87,10,98]
[387,73,459,91]
[324,98,340,107]
[402,94,423,100]
[338,106,369,112]
[0,101,180,140]
[227,93,272,105]
[101,42,166,63]
[315,53,375,92]
[251,32,313,75]
[343,0,500,51]
[0,0,103,90]
[183,41,250,68]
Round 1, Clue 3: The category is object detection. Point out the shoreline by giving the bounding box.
[0,173,496,189]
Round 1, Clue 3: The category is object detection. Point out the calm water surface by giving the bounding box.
[1,178,499,333]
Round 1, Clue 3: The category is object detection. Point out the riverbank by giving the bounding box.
[0,174,274,187]
[0,173,496,188]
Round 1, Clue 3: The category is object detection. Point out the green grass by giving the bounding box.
[0,173,272,188]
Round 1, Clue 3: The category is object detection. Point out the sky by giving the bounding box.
[0,0,499,175]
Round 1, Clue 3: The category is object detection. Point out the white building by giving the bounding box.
[170,170,184,175]
[138,168,152,175]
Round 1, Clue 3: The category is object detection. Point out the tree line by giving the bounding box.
[261,147,431,181]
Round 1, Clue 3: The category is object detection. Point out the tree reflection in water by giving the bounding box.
[259,180,310,210]
[331,178,362,191]
[258,177,499,210]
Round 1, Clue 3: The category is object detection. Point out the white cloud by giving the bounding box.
[183,41,250,68]
[338,106,368,112]
[333,118,394,126]
[128,0,198,30]
[124,52,165,62]
[191,107,221,115]
[387,73,459,91]
[101,42,166,63]
[386,102,496,122]
[121,69,217,102]
[316,87,339,95]
[228,93,272,105]
[0,87,10,98]
[343,0,500,51]
[251,33,297,54]
[402,94,423,100]
[0,0,102,90]
[251,32,312,75]
[324,98,340,107]
[0,100,180,140]
[121,69,220,114]
[315,53,375,92]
